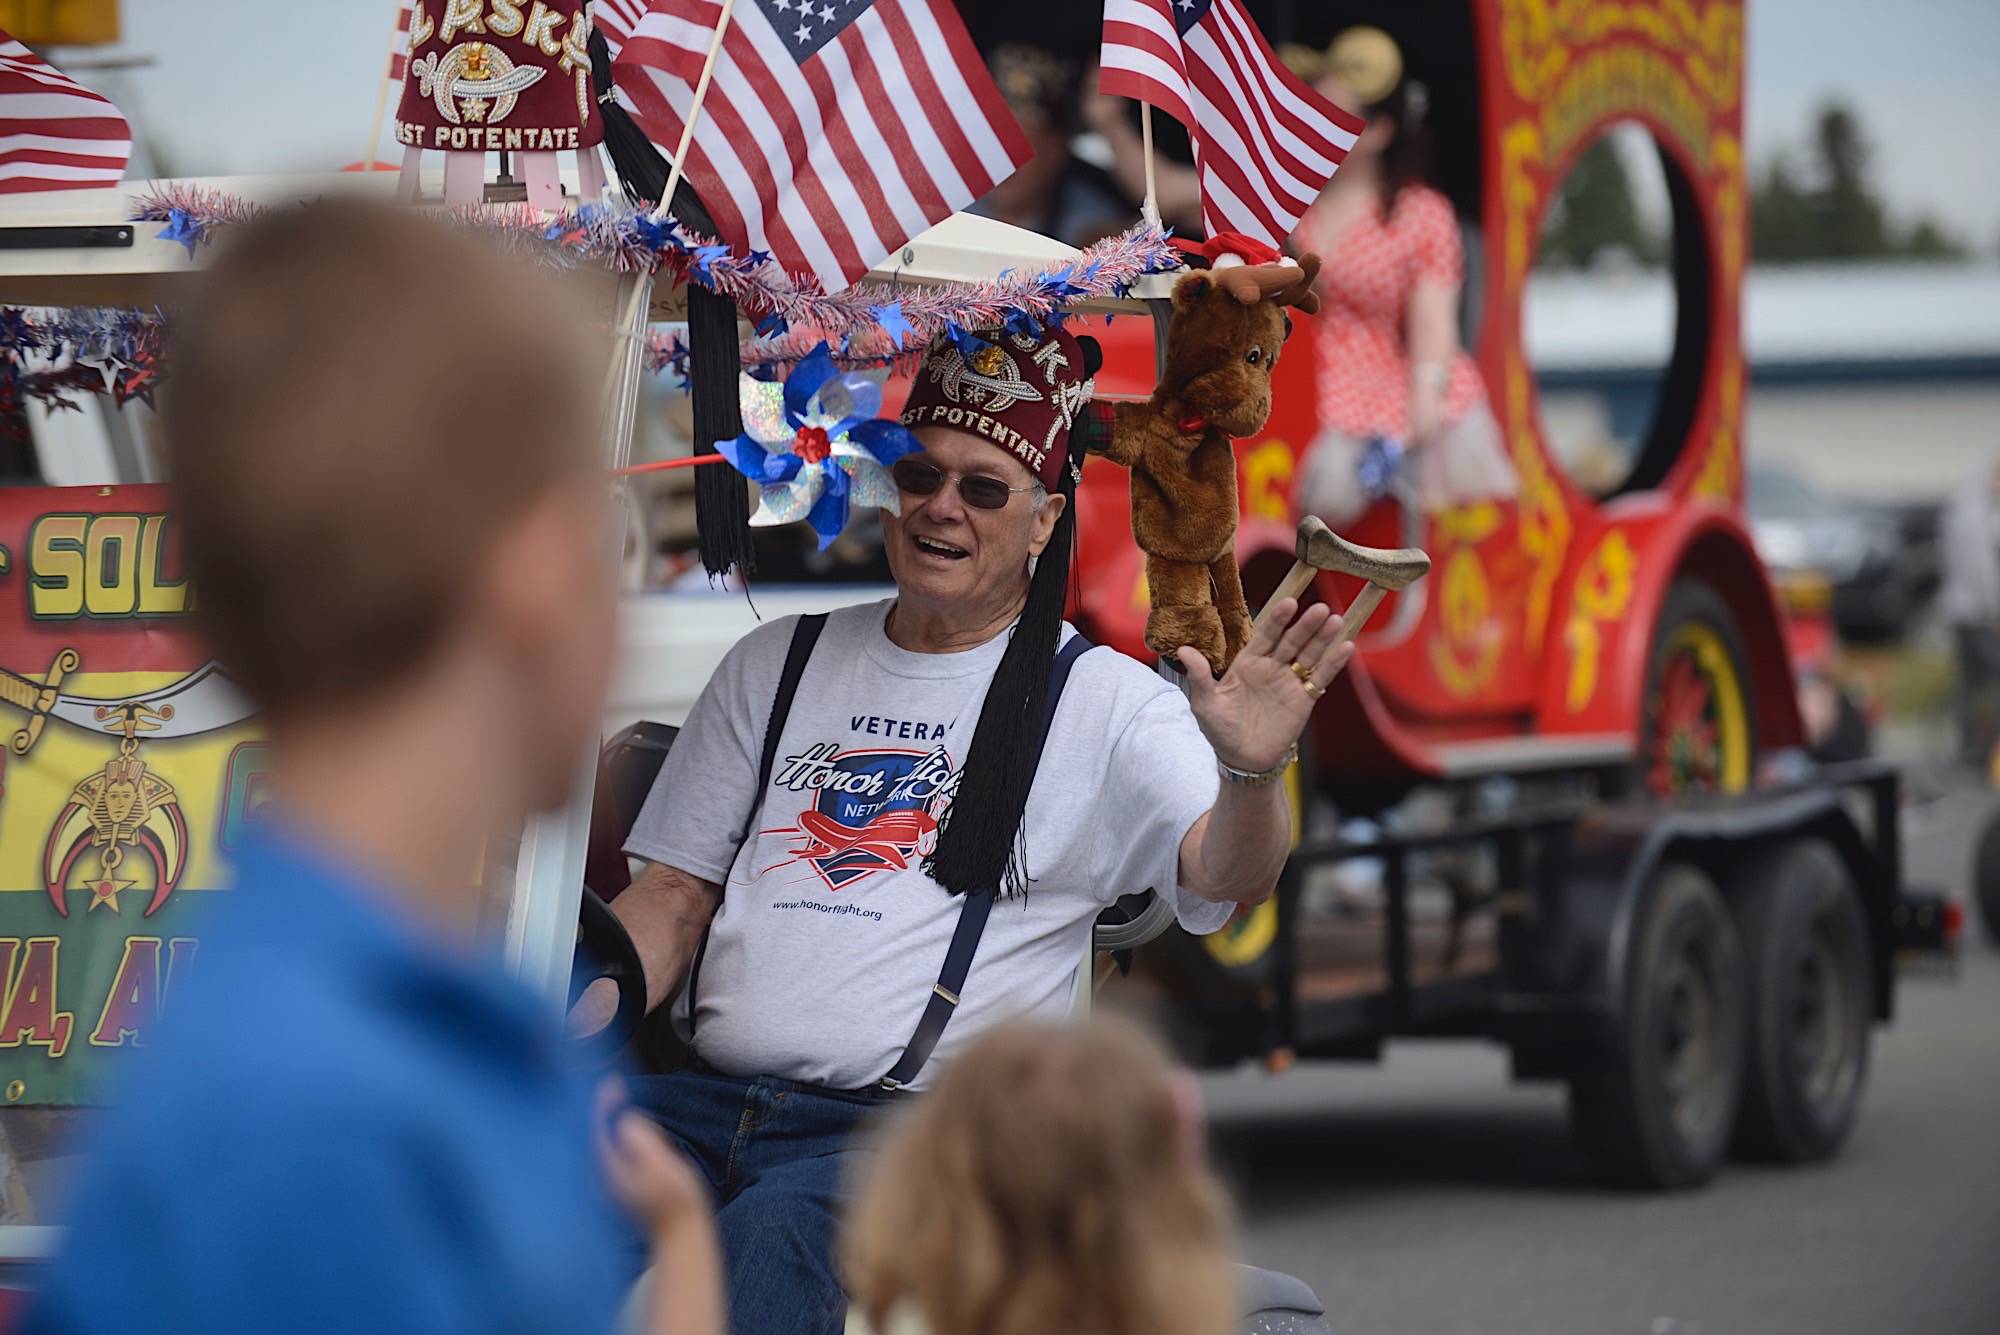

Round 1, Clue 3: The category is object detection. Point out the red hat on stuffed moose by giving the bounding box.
[395,1,602,155]
[899,324,1099,491]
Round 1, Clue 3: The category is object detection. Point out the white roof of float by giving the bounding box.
[875,209,1176,308]
[0,173,384,309]
[1526,261,2000,372]
[0,173,1177,317]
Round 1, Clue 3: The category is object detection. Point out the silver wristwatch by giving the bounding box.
[1217,743,1298,787]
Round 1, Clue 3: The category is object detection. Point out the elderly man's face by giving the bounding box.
[883,426,1064,612]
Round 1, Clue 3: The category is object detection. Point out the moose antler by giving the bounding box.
[1210,252,1322,315]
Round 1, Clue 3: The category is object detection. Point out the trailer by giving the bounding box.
[1059,0,1959,1190]
[1112,760,1932,1187]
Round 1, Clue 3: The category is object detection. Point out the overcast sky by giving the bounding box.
[76,0,2000,251]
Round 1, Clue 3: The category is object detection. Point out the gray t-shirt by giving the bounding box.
[625,598,1231,1091]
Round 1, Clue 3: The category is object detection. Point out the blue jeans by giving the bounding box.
[629,1068,893,1335]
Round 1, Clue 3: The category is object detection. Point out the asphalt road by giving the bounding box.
[1198,773,2000,1335]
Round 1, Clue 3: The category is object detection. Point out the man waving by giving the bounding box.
[578,323,1351,1333]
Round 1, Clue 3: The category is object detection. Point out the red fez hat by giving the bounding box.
[396,2,603,155]
[899,325,1097,491]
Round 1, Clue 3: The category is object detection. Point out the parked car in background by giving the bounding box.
[1866,495,1944,609]
[1748,462,1928,644]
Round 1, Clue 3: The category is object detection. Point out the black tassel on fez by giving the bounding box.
[589,29,755,579]
[922,335,1103,901]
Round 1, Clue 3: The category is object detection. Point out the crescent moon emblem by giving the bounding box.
[431,42,544,126]
[40,779,189,917]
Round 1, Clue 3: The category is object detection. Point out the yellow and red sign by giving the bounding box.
[0,485,261,1106]
[0,0,120,47]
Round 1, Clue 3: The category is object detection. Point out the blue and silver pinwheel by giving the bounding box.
[716,343,920,549]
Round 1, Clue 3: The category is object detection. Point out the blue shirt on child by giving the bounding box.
[25,826,635,1334]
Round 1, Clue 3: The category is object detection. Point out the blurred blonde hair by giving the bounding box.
[841,1018,1236,1335]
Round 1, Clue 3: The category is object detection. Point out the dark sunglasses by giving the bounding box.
[891,457,1037,511]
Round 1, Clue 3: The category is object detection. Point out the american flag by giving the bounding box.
[594,0,651,46]
[387,2,414,83]
[599,0,1031,292]
[1099,0,1364,247]
[0,33,130,195]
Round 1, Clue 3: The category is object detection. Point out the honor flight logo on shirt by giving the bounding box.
[762,740,961,891]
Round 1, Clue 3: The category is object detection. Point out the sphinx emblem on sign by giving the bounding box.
[43,700,190,918]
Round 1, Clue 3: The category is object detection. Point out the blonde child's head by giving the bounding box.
[842,1018,1235,1335]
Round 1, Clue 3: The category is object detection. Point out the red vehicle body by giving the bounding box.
[1071,0,1800,805]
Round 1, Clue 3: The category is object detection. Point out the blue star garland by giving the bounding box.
[692,244,730,280]
[157,208,205,259]
[944,324,990,361]
[870,301,914,349]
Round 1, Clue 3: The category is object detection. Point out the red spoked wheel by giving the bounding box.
[1643,580,1757,798]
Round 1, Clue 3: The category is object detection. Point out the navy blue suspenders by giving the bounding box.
[685,612,828,1034]
[878,631,1094,1091]
[742,613,831,843]
[688,613,1095,1093]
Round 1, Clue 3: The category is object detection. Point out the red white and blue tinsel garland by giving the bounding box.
[0,306,165,437]
[133,185,1181,372]
[0,188,1177,420]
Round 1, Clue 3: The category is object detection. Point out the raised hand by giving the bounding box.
[1176,598,1353,773]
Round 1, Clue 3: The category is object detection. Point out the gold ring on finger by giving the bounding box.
[1302,679,1326,700]
[1289,659,1314,681]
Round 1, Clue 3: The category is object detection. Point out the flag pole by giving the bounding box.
[362,0,404,170]
[650,0,739,223]
[1140,101,1160,227]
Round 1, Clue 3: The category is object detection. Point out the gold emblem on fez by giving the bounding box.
[413,41,546,127]
[927,345,1044,415]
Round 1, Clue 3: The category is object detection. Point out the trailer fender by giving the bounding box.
[1513,788,1890,1074]
[1534,499,1802,752]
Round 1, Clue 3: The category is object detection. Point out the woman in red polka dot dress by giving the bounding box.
[1292,33,1516,527]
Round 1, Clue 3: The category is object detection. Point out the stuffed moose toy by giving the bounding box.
[1087,254,1323,675]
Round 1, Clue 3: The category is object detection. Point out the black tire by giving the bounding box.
[1570,863,1745,1189]
[1730,839,1872,1162]
[1639,579,1760,798]
[1974,808,2000,946]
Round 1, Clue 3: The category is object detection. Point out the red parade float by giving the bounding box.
[1074,0,1794,806]
[1048,0,1955,1192]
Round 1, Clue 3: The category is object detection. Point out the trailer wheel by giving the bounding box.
[1202,894,1280,984]
[1642,580,1757,797]
[1730,839,1872,1162]
[1571,863,1745,1188]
